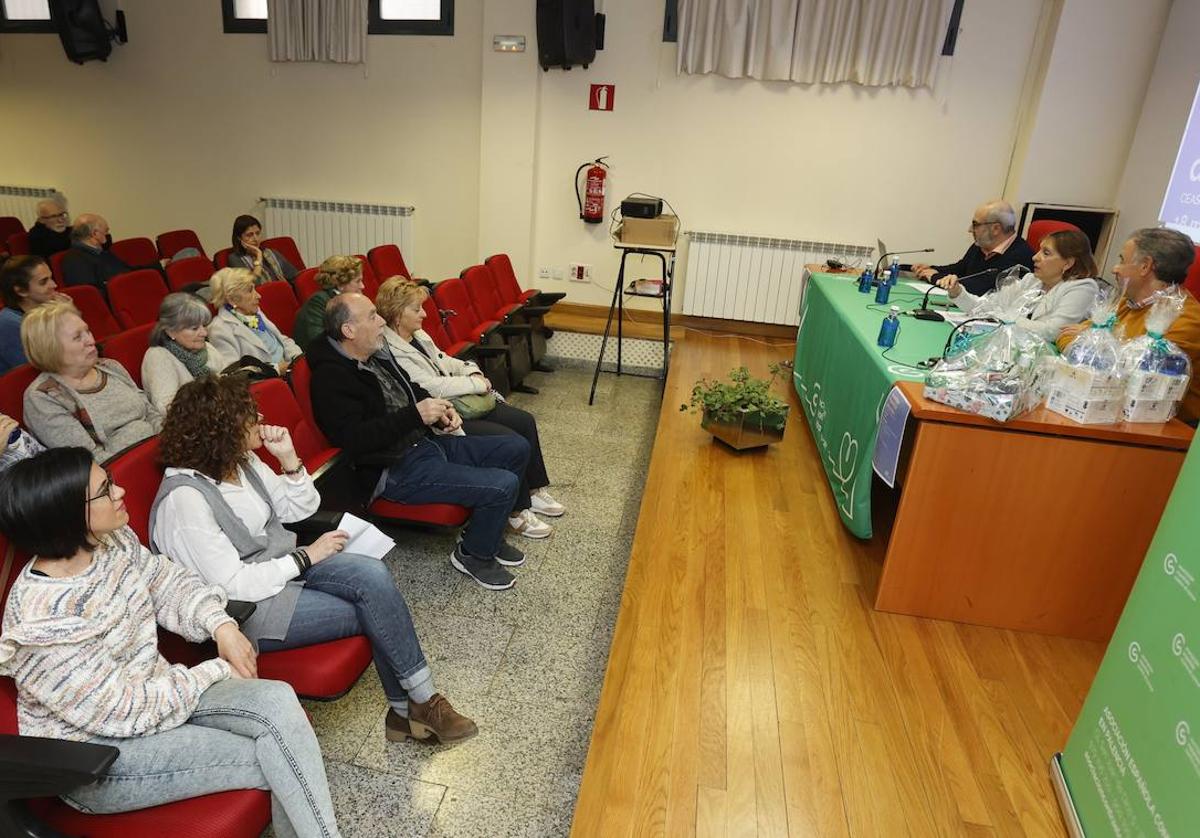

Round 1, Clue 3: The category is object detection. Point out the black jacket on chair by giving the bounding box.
[306,334,432,505]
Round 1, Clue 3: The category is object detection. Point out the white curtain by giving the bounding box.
[268,0,368,64]
[677,0,952,88]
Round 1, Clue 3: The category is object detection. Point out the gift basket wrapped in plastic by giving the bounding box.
[1116,289,1192,423]
[923,269,1053,422]
[1045,289,1125,424]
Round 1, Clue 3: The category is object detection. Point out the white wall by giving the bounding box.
[0,0,485,280]
[1110,0,1200,270]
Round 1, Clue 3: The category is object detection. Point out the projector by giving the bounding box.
[621,197,662,219]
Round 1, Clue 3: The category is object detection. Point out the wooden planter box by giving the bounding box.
[701,406,788,450]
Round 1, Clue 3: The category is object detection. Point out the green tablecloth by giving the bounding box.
[792,273,953,539]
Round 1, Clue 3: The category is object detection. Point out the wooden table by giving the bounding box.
[877,381,1194,640]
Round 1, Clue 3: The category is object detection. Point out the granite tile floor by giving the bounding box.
[288,364,663,838]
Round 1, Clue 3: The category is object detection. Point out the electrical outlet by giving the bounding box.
[551,268,565,281]
[537,267,552,280]
[568,262,592,283]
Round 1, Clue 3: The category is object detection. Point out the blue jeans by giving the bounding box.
[382,434,529,559]
[68,679,340,838]
[258,552,434,715]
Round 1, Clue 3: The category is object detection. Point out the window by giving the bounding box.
[0,0,55,33]
[221,0,453,36]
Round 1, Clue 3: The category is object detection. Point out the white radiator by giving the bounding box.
[0,185,61,226]
[681,232,873,325]
[260,197,415,270]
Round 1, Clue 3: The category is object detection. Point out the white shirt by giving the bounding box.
[152,453,319,602]
[952,275,1100,342]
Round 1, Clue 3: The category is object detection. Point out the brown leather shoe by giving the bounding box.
[407,694,478,745]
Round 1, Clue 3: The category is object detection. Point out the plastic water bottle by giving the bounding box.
[858,268,874,294]
[877,306,901,348]
[888,256,901,286]
[874,275,891,304]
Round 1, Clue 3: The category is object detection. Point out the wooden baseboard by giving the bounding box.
[544,301,797,342]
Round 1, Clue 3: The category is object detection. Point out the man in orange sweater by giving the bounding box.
[1058,227,1200,423]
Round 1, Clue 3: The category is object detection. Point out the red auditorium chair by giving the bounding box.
[1184,245,1200,300]
[48,250,69,285]
[156,229,206,261]
[107,269,169,330]
[368,243,412,282]
[354,255,380,299]
[262,236,306,271]
[435,276,532,393]
[100,323,154,387]
[212,247,233,269]
[0,217,24,244]
[293,267,321,303]
[0,528,273,838]
[62,285,121,341]
[486,252,566,308]
[0,364,38,424]
[109,237,160,269]
[165,255,214,292]
[462,263,524,322]
[106,436,374,700]
[289,357,470,528]
[258,280,301,338]
[462,263,547,376]
[1026,219,1082,253]
[422,293,474,359]
[5,232,30,256]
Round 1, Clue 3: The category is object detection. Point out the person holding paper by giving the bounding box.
[937,229,1099,341]
[150,374,478,746]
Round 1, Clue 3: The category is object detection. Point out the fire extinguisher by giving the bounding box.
[575,157,609,224]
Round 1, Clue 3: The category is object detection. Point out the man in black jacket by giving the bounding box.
[308,293,530,591]
[911,199,1035,295]
[27,197,71,258]
[61,213,129,295]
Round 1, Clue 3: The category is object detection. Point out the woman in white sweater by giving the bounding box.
[141,293,229,413]
[0,447,340,834]
[375,277,565,540]
[938,229,1100,341]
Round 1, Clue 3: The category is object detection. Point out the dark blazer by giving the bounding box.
[931,236,1036,295]
[306,335,432,503]
[61,243,130,294]
[27,223,71,258]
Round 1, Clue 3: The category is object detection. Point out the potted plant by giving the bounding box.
[680,361,790,450]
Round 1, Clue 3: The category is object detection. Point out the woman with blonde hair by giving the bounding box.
[375,277,564,539]
[291,255,365,350]
[21,300,162,460]
[207,267,301,376]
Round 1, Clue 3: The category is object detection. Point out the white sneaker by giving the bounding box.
[530,489,565,517]
[508,508,552,539]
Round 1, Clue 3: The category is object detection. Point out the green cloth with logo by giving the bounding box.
[791,273,953,539]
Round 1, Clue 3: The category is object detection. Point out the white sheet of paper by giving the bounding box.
[338,512,395,560]
[903,281,948,297]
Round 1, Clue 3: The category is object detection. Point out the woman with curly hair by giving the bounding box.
[290,255,365,351]
[150,374,477,746]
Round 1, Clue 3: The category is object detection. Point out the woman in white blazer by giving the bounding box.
[375,277,565,540]
[206,268,302,375]
[141,293,229,413]
[938,229,1100,342]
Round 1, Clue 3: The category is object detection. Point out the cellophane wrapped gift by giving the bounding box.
[1046,289,1124,424]
[1116,290,1191,423]
[924,270,1052,421]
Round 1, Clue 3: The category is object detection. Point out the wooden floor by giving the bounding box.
[571,333,1103,837]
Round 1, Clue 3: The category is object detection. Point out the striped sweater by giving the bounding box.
[0,526,235,742]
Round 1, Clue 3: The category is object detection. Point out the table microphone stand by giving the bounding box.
[910,267,998,321]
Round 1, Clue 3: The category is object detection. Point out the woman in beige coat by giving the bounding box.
[206,268,301,376]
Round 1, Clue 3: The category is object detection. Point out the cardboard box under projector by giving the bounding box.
[619,214,678,247]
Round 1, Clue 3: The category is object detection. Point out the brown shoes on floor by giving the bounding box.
[386,693,478,745]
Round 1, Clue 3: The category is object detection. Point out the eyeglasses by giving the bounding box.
[87,471,115,503]
[970,220,998,229]
[39,211,68,221]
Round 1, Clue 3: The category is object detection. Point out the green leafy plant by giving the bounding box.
[680,361,791,425]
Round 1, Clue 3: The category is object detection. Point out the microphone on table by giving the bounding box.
[874,247,935,278]
[910,267,998,322]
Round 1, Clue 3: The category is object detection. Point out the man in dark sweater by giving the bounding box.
[308,293,531,592]
[61,213,129,295]
[912,200,1035,295]
[27,197,71,258]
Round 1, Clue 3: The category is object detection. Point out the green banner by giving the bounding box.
[792,274,951,538]
[1059,438,1200,836]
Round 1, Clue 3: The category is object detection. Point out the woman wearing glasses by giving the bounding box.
[0,447,342,835]
[151,374,477,746]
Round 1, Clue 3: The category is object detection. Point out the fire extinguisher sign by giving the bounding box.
[589,84,615,112]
